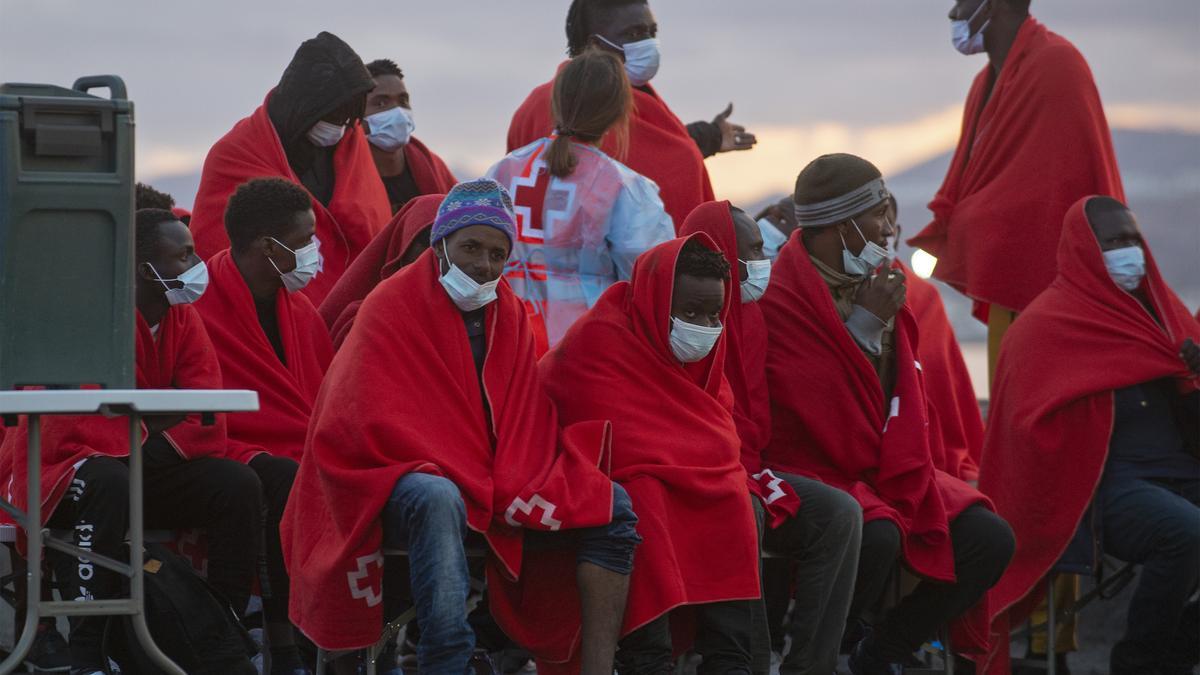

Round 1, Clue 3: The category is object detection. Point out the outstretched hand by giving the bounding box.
[713,103,756,153]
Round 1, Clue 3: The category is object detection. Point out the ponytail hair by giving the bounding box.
[545,48,632,178]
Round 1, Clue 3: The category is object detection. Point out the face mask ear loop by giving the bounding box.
[440,239,451,276]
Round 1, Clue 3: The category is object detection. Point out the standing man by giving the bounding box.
[907,0,1123,376]
[507,0,756,230]
[361,59,457,213]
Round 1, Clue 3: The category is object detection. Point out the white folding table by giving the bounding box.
[0,389,259,675]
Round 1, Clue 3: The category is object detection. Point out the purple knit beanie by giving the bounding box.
[430,178,516,245]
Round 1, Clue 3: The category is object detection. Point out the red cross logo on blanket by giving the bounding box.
[347,551,384,607]
[504,494,563,530]
[751,469,788,505]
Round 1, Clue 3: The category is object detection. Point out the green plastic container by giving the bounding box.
[0,75,135,388]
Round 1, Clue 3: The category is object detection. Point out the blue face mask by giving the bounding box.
[594,34,661,86]
[668,317,722,363]
[951,0,991,55]
[756,217,788,261]
[1102,245,1145,291]
[438,239,500,311]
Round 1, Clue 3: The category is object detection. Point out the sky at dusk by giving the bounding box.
[2,0,1197,207]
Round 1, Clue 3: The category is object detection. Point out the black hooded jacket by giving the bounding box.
[268,31,373,205]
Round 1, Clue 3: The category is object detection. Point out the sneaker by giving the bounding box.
[847,637,905,675]
[26,623,71,672]
[468,650,498,675]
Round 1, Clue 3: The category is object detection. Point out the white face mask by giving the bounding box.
[756,218,788,261]
[306,120,345,147]
[1102,245,1146,291]
[595,35,661,86]
[268,236,322,293]
[841,219,890,277]
[739,258,771,303]
[365,106,415,152]
[438,239,501,311]
[149,260,208,305]
[669,316,722,363]
[951,0,991,55]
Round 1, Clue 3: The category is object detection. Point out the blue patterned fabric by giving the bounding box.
[431,178,517,244]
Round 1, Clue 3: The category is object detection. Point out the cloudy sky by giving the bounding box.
[2,0,1197,207]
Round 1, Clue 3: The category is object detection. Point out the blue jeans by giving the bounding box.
[382,473,639,673]
[1100,474,1200,673]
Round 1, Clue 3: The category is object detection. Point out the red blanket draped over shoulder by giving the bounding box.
[281,250,614,655]
[907,18,1124,320]
[2,305,226,527]
[760,236,993,650]
[392,138,456,201]
[973,197,1199,674]
[679,202,800,526]
[318,194,442,349]
[902,263,983,480]
[190,92,391,306]
[540,235,761,635]
[507,68,713,231]
[193,250,332,463]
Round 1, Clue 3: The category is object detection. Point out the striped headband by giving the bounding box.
[793,178,891,228]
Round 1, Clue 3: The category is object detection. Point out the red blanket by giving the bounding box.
[190,92,391,306]
[678,201,800,526]
[318,194,442,349]
[907,18,1124,320]
[760,237,992,649]
[540,235,761,636]
[973,197,1200,673]
[281,250,614,655]
[2,305,226,525]
[903,264,983,481]
[193,250,332,463]
[393,137,456,201]
[507,68,713,231]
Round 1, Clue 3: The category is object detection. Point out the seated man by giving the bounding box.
[190,31,391,304]
[979,196,1200,675]
[680,201,863,675]
[361,58,456,213]
[2,208,263,675]
[318,193,441,348]
[760,154,1014,674]
[281,179,638,675]
[194,178,334,674]
[541,235,762,675]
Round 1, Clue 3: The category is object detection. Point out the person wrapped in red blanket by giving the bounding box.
[761,154,1012,673]
[0,209,263,674]
[190,31,391,306]
[192,179,334,672]
[318,193,441,349]
[908,9,1124,328]
[541,233,761,673]
[975,196,1200,675]
[507,0,758,231]
[360,58,457,213]
[680,200,863,673]
[281,179,638,675]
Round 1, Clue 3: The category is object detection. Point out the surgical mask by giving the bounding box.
[757,217,788,261]
[268,236,322,293]
[739,258,771,303]
[951,0,990,55]
[595,35,661,86]
[365,106,415,152]
[840,219,890,277]
[306,120,345,147]
[438,239,500,311]
[669,316,722,363]
[148,260,208,305]
[1102,246,1146,291]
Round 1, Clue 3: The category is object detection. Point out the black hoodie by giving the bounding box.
[268,31,373,205]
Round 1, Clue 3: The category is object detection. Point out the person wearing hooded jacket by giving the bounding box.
[189,31,392,306]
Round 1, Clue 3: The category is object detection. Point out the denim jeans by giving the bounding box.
[382,473,639,673]
[1100,474,1200,674]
